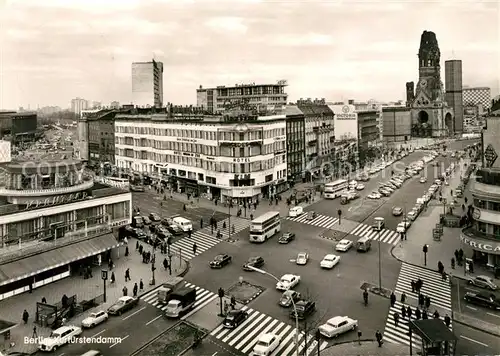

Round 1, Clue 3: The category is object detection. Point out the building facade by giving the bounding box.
[382,107,412,143]
[132,60,164,108]
[284,106,305,181]
[463,87,491,111]
[71,98,89,117]
[114,111,288,204]
[0,111,38,144]
[461,113,500,268]
[328,104,359,174]
[87,111,117,166]
[410,31,454,137]
[0,158,131,300]
[444,60,464,134]
[356,110,380,164]
[297,99,335,179]
[196,81,288,114]
[463,104,483,133]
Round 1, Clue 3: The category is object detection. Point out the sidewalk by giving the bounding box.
[320,340,409,356]
[0,239,188,355]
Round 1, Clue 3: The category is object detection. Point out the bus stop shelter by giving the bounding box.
[409,319,457,356]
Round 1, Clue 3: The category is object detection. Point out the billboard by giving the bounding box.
[328,105,358,141]
[0,141,11,163]
[483,116,500,169]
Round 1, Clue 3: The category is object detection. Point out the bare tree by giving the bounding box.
[296,288,329,356]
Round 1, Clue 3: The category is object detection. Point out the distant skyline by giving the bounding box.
[1,0,499,110]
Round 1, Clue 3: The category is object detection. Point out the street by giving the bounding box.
[452,322,500,355]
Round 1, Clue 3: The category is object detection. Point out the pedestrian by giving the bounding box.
[139,244,143,254]
[417,278,423,292]
[411,280,415,293]
[41,297,47,304]
[433,310,440,319]
[444,314,451,327]
[401,305,406,319]
[375,330,383,347]
[32,325,38,338]
[393,312,399,327]
[200,218,203,229]
[124,236,128,245]
[415,308,421,320]
[133,283,138,297]
[425,296,431,310]
[125,246,129,257]
[123,286,128,296]
[110,272,115,283]
[22,309,29,324]
[422,310,428,319]
[390,292,396,307]
[407,306,412,319]
[401,292,406,304]
[418,294,425,308]
[125,268,131,282]
[140,278,144,291]
[192,243,197,255]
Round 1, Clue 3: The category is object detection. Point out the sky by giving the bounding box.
[1,0,499,110]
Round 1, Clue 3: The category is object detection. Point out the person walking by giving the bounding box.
[433,310,440,319]
[411,280,416,293]
[407,306,412,320]
[192,243,197,256]
[22,310,29,324]
[425,296,431,310]
[444,314,451,327]
[401,292,407,304]
[422,310,428,319]
[415,308,421,320]
[139,279,144,291]
[375,330,383,347]
[401,305,407,319]
[136,240,139,250]
[110,272,115,284]
[125,268,131,282]
[163,258,169,270]
[393,312,399,327]
[122,286,128,296]
[41,297,47,304]
[125,246,129,257]
[390,292,396,307]
[133,283,138,297]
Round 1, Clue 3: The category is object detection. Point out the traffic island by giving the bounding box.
[360,282,392,299]
[226,281,265,304]
[132,321,206,356]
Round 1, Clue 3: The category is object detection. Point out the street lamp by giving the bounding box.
[375,217,384,291]
[247,266,300,356]
[423,244,428,266]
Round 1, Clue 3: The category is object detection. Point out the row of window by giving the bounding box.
[115,125,285,140]
[473,198,500,212]
[474,221,500,238]
[116,151,286,173]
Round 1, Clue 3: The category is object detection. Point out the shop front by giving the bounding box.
[460,228,500,268]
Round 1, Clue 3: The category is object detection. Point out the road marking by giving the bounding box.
[465,305,477,311]
[459,335,488,347]
[109,334,129,348]
[91,329,106,338]
[146,315,162,325]
[122,306,146,320]
[211,353,218,356]
[486,312,500,318]
[465,287,481,293]
[348,207,352,211]
[57,353,65,356]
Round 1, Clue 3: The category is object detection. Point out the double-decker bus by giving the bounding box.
[323,179,348,199]
[249,211,281,243]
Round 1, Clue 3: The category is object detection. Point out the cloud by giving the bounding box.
[205,17,248,33]
[266,33,334,47]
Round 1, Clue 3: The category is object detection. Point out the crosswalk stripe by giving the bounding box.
[286,214,339,229]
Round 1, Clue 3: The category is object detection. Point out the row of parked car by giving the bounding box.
[119,213,185,245]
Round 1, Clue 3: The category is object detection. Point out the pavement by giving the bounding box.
[0,240,188,355]
[319,340,410,356]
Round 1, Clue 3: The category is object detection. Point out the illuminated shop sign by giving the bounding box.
[25,192,88,210]
[460,235,500,254]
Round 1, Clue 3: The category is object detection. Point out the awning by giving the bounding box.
[0,233,121,286]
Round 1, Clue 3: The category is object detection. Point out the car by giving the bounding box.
[166,224,184,235]
[210,254,232,269]
[142,216,152,225]
[279,232,295,244]
[251,333,281,356]
[223,309,249,328]
[369,169,377,174]
[289,300,316,320]
[154,225,171,239]
[385,183,397,190]
[320,254,340,269]
[279,290,301,307]
[464,292,500,310]
[296,252,309,265]
[396,222,407,233]
[368,192,381,199]
[435,179,442,186]
[243,256,265,271]
[392,207,403,216]
[407,210,418,221]
[306,211,317,220]
[118,225,136,240]
[355,184,365,190]
[107,296,139,316]
[276,274,301,290]
[38,325,83,352]
[467,275,498,290]
[318,316,358,338]
[81,310,108,328]
[379,189,391,197]
[149,213,161,222]
[335,239,353,252]
[390,180,402,188]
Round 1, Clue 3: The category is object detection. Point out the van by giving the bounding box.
[172,217,193,232]
[289,206,304,218]
[356,237,371,252]
[372,217,385,231]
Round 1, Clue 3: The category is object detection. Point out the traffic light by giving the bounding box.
[337,209,342,217]
[151,264,156,272]
[423,245,428,253]
[218,287,225,298]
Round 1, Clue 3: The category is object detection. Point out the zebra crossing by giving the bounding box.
[140,282,218,320]
[383,263,452,349]
[349,223,400,246]
[286,213,339,229]
[210,305,328,356]
[167,217,249,260]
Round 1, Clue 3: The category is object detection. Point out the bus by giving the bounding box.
[98,176,130,190]
[249,211,281,243]
[323,179,348,199]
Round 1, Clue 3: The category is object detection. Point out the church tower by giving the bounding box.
[411,31,454,137]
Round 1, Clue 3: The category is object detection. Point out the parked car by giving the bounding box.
[149,213,161,222]
[279,290,301,308]
[468,275,498,290]
[210,254,232,269]
[392,207,403,216]
[142,216,152,225]
[223,309,249,328]
[107,296,139,316]
[319,316,358,338]
[38,325,83,352]
[464,292,500,310]
[81,311,108,328]
[243,256,265,271]
[279,232,295,244]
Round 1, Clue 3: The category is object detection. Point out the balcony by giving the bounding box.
[0,179,94,197]
[469,179,500,198]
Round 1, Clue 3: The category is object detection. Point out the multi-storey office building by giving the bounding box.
[114,112,288,204]
[196,81,288,114]
[463,87,491,111]
[284,106,305,181]
[0,111,38,144]
[132,60,164,108]
[444,60,464,134]
[462,113,500,267]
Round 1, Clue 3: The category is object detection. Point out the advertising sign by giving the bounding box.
[25,192,88,210]
[0,141,11,163]
[328,105,358,142]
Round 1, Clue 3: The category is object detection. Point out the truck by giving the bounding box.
[164,286,197,318]
[157,277,185,304]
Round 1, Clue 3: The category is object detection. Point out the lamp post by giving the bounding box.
[423,244,428,266]
[151,246,156,285]
[247,266,299,356]
[101,270,108,303]
[375,217,384,291]
[228,201,232,240]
